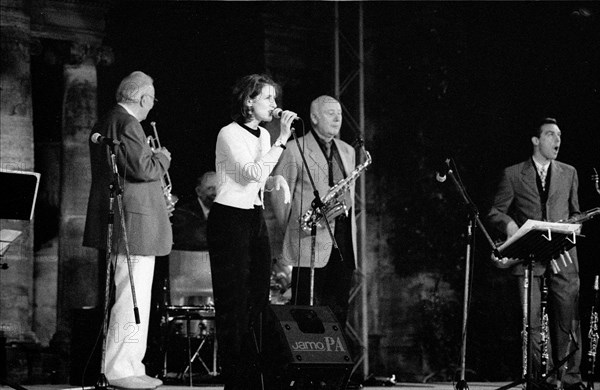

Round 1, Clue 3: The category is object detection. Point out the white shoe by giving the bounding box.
[109,376,156,390]
[137,375,163,387]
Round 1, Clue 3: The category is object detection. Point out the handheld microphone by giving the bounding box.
[436,158,451,183]
[271,108,299,120]
[91,133,121,146]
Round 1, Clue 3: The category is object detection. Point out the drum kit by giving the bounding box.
[159,250,219,385]
[161,304,217,385]
[158,250,291,385]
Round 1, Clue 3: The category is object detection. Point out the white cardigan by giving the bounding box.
[214,122,284,209]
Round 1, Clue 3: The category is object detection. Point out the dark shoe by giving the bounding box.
[563,382,586,390]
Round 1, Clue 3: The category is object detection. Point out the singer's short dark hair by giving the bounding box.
[532,117,558,138]
[230,74,280,123]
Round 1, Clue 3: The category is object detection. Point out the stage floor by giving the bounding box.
[6,383,599,390]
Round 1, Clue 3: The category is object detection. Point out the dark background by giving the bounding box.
[91,1,600,381]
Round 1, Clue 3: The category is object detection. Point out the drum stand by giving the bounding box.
[182,329,218,378]
[162,306,218,386]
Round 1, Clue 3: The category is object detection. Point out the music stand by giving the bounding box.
[1,169,40,390]
[496,220,581,390]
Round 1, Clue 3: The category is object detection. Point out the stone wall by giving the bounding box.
[1,4,37,346]
[1,0,109,383]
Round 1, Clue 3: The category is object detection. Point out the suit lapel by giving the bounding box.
[520,159,539,197]
[547,161,562,201]
[305,132,329,181]
[333,139,353,176]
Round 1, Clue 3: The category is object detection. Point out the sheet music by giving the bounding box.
[1,229,22,256]
[498,219,581,253]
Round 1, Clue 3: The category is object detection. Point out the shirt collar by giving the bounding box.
[197,197,210,219]
[118,103,140,122]
[532,157,551,172]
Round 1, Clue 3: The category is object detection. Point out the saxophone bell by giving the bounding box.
[299,149,371,233]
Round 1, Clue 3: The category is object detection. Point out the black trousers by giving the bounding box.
[290,216,355,328]
[290,249,354,328]
[207,203,271,390]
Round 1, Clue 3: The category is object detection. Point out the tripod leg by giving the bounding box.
[183,338,209,376]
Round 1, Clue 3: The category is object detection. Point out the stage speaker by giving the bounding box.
[70,307,102,386]
[261,305,354,390]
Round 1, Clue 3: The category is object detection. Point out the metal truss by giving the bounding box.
[333,2,369,381]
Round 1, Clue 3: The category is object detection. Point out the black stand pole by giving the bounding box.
[441,160,500,390]
[495,255,536,390]
[456,216,474,390]
[96,145,141,390]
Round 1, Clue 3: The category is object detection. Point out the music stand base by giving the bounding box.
[497,377,552,390]
[95,373,110,390]
[586,381,595,390]
[455,379,469,390]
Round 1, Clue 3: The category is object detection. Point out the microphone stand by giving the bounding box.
[289,123,342,305]
[441,160,500,390]
[96,145,141,390]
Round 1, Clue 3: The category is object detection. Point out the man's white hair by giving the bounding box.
[115,71,154,103]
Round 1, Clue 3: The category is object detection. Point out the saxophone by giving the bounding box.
[299,147,372,233]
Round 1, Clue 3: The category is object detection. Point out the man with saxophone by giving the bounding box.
[487,117,583,390]
[271,95,357,328]
[84,71,171,390]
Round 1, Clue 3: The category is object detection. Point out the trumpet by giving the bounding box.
[148,121,178,210]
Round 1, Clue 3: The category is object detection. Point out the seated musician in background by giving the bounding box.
[146,172,218,378]
[271,95,357,329]
[487,117,583,390]
[171,171,217,251]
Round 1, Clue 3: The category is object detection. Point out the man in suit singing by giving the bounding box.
[487,117,583,390]
[83,71,171,390]
[271,95,357,328]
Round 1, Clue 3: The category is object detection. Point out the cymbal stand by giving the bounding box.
[96,145,141,390]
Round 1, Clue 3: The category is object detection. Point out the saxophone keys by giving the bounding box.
[551,259,560,274]
[559,253,568,268]
[564,250,573,264]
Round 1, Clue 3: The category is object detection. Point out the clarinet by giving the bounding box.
[541,277,550,378]
[522,275,530,378]
[587,276,599,390]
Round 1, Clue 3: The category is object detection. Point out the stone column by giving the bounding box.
[55,44,99,338]
[0,5,37,344]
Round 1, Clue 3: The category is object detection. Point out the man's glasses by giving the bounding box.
[142,94,158,103]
